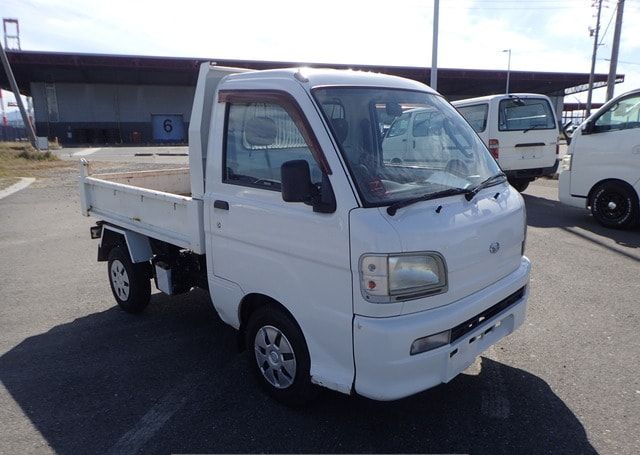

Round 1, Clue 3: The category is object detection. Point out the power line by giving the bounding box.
[598,3,618,45]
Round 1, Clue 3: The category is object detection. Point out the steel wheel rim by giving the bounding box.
[599,190,628,222]
[254,325,297,389]
[110,259,130,301]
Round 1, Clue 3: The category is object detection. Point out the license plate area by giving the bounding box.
[445,313,515,382]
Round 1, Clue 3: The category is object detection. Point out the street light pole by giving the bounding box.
[502,49,512,94]
[430,0,439,91]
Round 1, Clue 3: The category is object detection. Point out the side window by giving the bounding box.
[223,102,322,190]
[457,104,488,133]
[594,94,640,133]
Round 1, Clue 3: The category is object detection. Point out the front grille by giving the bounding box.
[450,286,526,343]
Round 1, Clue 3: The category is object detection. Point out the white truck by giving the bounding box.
[79,64,531,405]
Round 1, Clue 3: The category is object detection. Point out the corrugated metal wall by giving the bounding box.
[31,82,195,144]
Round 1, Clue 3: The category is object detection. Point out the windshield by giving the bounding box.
[312,87,502,207]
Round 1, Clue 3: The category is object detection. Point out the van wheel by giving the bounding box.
[509,178,530,193]
[107,247,151,314]
[591,181,639,229]
[245,305,317,406]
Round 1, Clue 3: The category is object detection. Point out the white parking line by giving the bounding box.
[72,148,101,157]
[0,178,36,200]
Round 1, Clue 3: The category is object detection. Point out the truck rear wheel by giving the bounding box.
[591,181,639,229]
[107,246,151,314]
[245,305,317,406]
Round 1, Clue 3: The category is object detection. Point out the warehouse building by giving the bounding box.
[1,50,621,145]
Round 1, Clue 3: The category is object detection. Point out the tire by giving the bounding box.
[107,246,151,314]
[509,178,530,193]
[590,181,639,229]
[245,305,317,406]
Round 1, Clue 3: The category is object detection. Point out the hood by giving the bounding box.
[380,183,525,315]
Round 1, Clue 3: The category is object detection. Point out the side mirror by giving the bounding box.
[281,160,337,213]
[582,120,594,135]
[281,160,312,203]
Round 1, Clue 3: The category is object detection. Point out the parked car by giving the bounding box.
[79,64,530,405]
[559,88,640,228]
[453,94,561,192]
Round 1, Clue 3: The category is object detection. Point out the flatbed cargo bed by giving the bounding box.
[79,161,205,254]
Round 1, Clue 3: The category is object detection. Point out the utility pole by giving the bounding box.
[0,41,38,148]
[606,0,625,101]
[586,0,603,117]
[430,0,439,91]
[503,49,512,94]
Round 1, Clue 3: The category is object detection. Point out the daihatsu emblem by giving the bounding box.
[489,242,500,254]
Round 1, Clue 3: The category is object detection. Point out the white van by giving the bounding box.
[559,88,640,228]
[453,94,560,192]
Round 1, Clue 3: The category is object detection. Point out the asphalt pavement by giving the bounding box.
[0,164,639,455]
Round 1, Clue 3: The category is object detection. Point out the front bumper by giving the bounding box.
[353,257,531,401]
[558,170,586,209]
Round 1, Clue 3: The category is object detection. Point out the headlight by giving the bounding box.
[561,154,572,172]
[360,253,447,303]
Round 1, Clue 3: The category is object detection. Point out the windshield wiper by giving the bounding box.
[463,173,507,202]
[523,124,547,133]
[386,173,507,216]
[386,188,469,216]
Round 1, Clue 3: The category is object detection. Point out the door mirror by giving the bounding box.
[281,160,313,203]
[281,160,337,213]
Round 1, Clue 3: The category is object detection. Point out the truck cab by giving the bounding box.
[80,64,531,404]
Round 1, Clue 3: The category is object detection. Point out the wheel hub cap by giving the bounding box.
[254,325,297,389]
[607,201,617,210]
[110,259,130,301]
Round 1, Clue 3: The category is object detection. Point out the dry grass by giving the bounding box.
[0,176,21,190]
[0,142,72,178]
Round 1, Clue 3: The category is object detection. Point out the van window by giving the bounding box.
[387,112,410,137]
[457,104,488,133]
[223,102,322,191]
[498,98,555,131]
[594,93,640,133]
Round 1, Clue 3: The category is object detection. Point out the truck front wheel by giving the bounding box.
[245,306,317,406]
[107,247,151,314]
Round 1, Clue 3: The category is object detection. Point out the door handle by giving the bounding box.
[214,200,229,210]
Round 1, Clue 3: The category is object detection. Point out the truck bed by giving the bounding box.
[79,161,205,254]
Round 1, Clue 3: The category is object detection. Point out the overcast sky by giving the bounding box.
[2,0,640,109]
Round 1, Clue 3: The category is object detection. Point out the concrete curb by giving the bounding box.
[0,177,36,200]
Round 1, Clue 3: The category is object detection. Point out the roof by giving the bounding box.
[452,93,553,104]
[227,67,437,94]
[1,50,623,99]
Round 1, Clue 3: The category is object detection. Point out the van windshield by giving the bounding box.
[312,87,502,207]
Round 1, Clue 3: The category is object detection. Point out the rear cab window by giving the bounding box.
[456,103,488,133]
[498,98,556,132]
